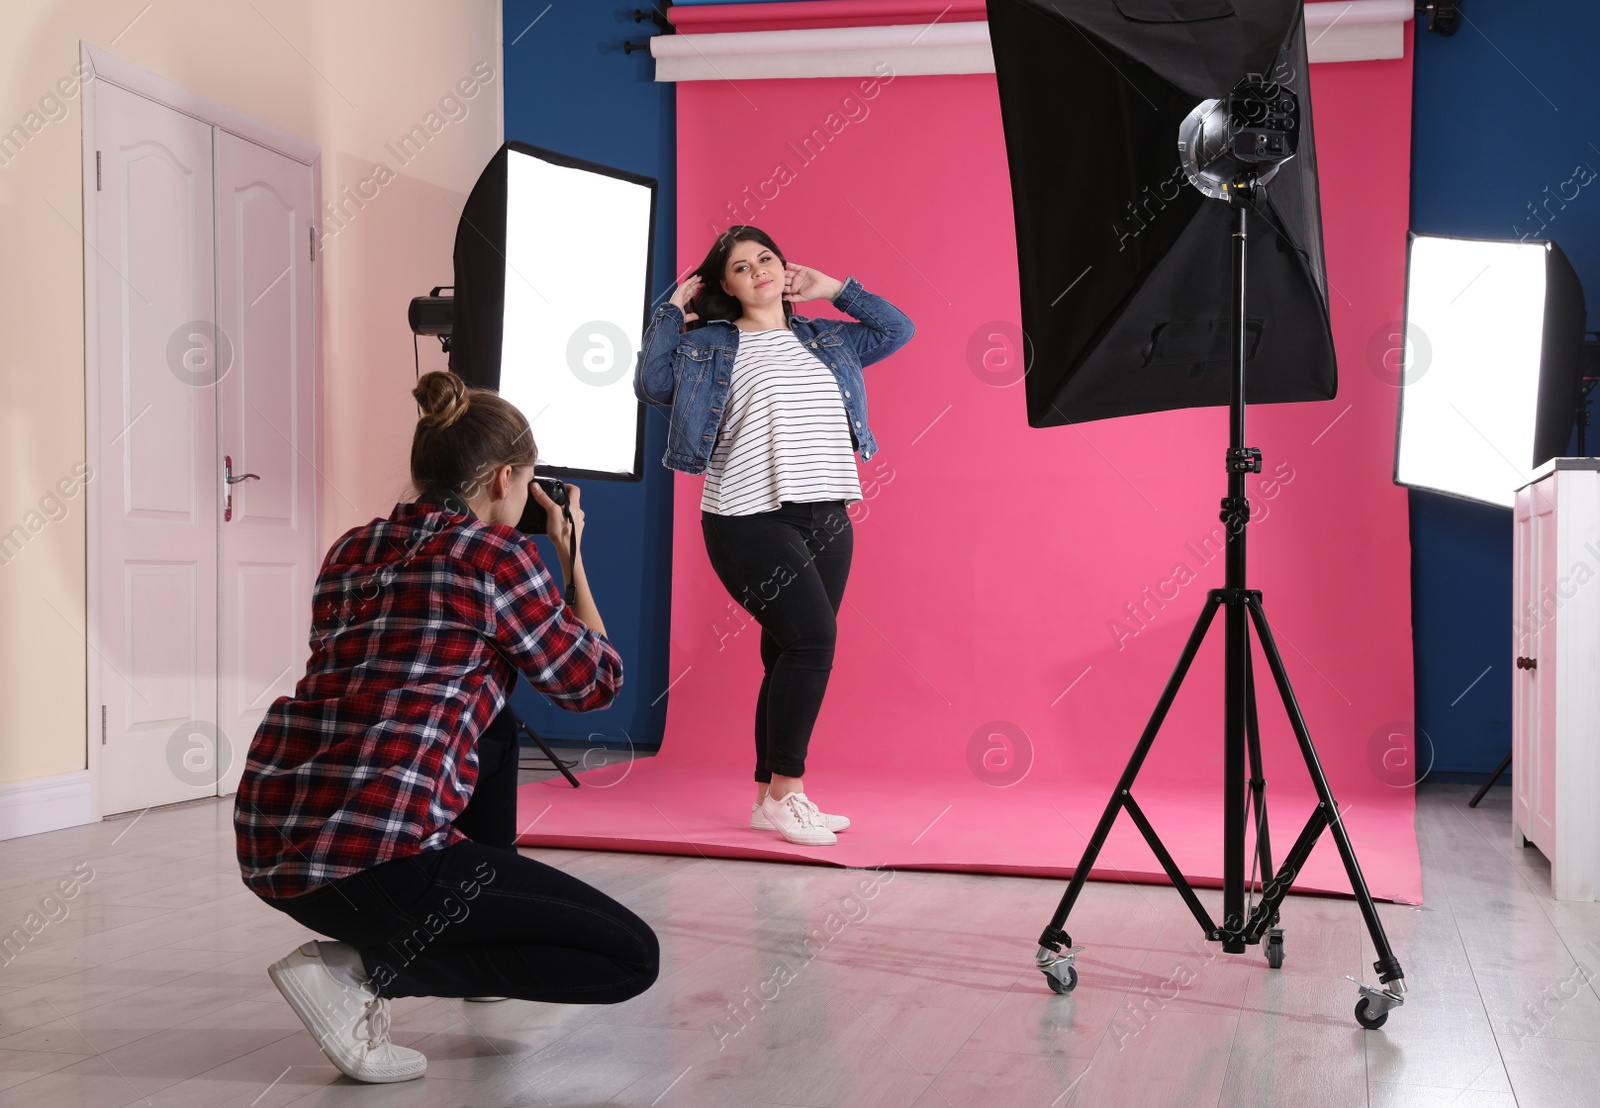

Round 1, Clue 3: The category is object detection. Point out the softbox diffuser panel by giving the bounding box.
[451,142,656,480]
[987,0,1336,427]
[1394,236,1587,508]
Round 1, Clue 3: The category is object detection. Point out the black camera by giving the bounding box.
[517,476,570,537]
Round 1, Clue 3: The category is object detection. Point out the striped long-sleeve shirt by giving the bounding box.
[234,497,621,898]
[700,327,864,516]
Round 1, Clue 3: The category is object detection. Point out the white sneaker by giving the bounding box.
[268,942,427,1083]
[751,800,850,833]
[758,792,837,846]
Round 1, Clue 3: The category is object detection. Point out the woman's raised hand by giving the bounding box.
[783,264,844,304]
[669,274,702,328]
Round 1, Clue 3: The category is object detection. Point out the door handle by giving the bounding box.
[223,455,260,521]
[1515,656,1537,670]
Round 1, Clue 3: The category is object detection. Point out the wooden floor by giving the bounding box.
[0,782,1594,1107]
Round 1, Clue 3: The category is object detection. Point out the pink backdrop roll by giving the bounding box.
[523,27,1422,903]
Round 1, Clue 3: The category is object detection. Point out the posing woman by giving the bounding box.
[634,226,915,847]
[235,372,657,1084]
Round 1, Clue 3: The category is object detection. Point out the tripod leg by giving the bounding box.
[1245,597,1405,994]
[1038,593,1225,956]
[1467,752,1512,808]
[1244,649,1283,967]
[1245,651,1274,897]
[518,720,582,789]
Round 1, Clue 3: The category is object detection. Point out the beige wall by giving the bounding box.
[0,1,502,786]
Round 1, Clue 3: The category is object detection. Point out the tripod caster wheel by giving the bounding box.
[1045,965,1078,994]
[1265,932,1284,970]
[1355,998,1389,1029]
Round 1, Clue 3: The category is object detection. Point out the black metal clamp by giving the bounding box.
[1228,446,1263,473]
[624,5,674,54]
[1416,1,1460,36]
[1220,496,1252,531]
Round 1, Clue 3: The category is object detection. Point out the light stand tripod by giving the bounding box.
[1032,183,1408,1030]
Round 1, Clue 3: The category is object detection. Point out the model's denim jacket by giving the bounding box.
[633,276,915,474]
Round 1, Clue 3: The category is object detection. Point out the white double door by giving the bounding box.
[90,80,319,815]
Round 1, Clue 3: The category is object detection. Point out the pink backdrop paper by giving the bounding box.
[520,29,1422,904]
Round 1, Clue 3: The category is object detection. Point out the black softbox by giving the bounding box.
[447,142,514,390]
[449,141,656,481]
[987,0,1337,427]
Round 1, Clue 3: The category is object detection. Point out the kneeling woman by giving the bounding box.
[234,371,657,1084]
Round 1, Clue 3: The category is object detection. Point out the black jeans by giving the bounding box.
[701,500,853,781]
[265,704,659,1002]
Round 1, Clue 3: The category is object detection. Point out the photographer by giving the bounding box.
[234,371,657,1084]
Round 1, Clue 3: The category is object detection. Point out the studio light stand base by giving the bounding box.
[1031,189,1407,1030]
[1350,976,1407,1029]
[1036,944,1083,995]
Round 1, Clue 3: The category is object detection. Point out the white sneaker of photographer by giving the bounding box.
[268,943,426,1083]
[757,792,838,846]
[751,799,850,833]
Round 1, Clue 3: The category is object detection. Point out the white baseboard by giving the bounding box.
[0,771,94,841]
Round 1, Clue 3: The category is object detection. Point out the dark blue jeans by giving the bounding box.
[265,705,659,1002]
[701,500,854,781]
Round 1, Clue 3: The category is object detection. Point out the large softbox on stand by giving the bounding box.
[449,141,656,481]
[990,0,1410,1028]
[988,0,1336,426]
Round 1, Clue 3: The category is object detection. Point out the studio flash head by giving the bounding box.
[1179,75,1301,201]
[408,285,454,348]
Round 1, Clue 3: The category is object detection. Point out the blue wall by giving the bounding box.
[501,1,676,751]
[1410,2,1600,778]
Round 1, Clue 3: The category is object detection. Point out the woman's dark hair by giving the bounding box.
[683,225,793,331]
[410,371,535,501]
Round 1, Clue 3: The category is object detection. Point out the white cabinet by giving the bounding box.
[1512,460,1600,900]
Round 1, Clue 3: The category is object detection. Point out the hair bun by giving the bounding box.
[413,371,470,430]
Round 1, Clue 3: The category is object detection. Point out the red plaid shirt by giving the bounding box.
[234,498,622,898]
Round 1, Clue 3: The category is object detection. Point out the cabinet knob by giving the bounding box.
[1515,656,1537,670]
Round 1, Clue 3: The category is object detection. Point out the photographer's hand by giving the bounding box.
[530,482,607,639]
